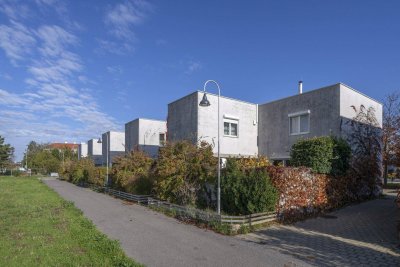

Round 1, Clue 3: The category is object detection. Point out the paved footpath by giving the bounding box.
[44,179,306,267]
[44,179,400,267]
[239,189,400,266]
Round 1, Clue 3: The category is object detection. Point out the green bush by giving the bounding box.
[221,159,278,215]
[153,141,217,206]
[111,150,153,194]
[290,136,351,175]
[331,137,352,176]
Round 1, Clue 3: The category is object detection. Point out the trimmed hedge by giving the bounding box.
[221,159,278,215]
[290,136,351,175]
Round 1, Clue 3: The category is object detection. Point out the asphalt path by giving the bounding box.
[44,179,308,267]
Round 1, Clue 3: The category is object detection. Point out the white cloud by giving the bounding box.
[0,21,36,64]
[0,11,121,160]
[101,0,151,54]
[185,61,202,74]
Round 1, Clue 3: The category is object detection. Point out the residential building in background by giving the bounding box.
[168,91,258,157]
[87,139,103,166]
[101,131,125,166]
[78,143,88,160]
[125,118,167,158]
[47,143,79,153]
[258,83,382,162]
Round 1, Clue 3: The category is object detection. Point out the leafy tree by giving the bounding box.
[0,135,14,170]
[111,150,154,194]
[153,141,217,206]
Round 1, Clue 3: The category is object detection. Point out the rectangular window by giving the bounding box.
[223,119,238,137]
[289,112,310,135]
[159,133,166,146]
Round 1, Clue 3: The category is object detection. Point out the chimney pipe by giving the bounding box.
[298,81,303,94]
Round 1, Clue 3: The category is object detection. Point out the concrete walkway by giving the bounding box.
[44,179,306,267]
[239,189,400,266]
[44,179,400,267]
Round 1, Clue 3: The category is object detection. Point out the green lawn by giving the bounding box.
[0,176,142,267]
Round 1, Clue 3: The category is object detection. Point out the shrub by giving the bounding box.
[153,141,217,206]
[331,137,352,176]
[111,150,153,194]
[235,156,270,170]
[291,136,351,175]
[221,159,278,215]
[72,158,96,185]
[290,136,334,174]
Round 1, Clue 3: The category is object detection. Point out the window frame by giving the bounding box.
[288,110,310,135]
[223,118,239,138]
[159,133,166,146]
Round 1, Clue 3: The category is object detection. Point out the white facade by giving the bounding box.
[87,139,103,166]
[125,118,167,157]
[102,131,125,166]
[78,143,88,160]
[168,91,258,157]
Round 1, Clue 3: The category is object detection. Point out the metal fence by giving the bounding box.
[89,184,276,226]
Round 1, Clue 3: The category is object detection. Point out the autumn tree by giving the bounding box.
[346,105,382,197]
[382,93,400,185]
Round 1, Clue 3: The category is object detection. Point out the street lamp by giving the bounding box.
[199,80,221,215]
[97,134,109,187]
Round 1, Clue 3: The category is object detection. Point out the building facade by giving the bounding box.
[125,118,167,158]
[168,91,258,157]
[167,83,382,161]
[77,142,88,160]
[87,138,103,166]
[258,83,382,160]
[101,131,125,166]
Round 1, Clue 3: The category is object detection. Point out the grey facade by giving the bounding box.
[78,142,88,160]
[102,131,125,166]
[168,91,258,157]
[87,139,103,166]
[125,118,167,157]
[168,83,382,160]
[258,83,382,160]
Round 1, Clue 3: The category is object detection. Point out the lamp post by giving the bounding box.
[97,133,109,187]
[199,80,221,215]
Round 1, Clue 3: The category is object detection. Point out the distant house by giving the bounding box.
[87,139,102,166]
[125,118,167,158]
[101,131,125,166]
[167,82,382,164]
[78,142,88,160]
[47,143,79,153]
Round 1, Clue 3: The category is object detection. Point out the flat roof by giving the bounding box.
[126,117,166,124]
[168,90,257,106]
[260,82,382,106]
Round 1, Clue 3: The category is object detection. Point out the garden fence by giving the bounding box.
[88,183,276,226]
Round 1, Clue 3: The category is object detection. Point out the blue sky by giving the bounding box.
[0,0,399,160]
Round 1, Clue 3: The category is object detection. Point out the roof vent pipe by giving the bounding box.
[298,81,303,94]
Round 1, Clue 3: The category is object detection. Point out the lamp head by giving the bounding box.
[199,93,211,107]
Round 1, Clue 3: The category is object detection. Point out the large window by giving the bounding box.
[289,111,310,135]
[224,119,238,137]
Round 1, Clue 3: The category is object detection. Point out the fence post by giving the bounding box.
[249,214,252,227]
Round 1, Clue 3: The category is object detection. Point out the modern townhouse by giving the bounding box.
[125,118,167,158]
[167,82,382,164]
[77,142,88,160]
[101,131,125,166]
[168,91,258,157]
[87,138,103,166]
